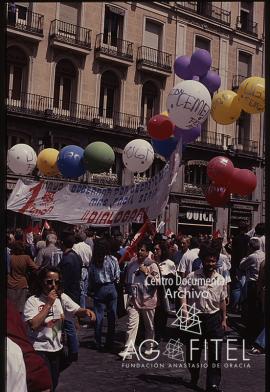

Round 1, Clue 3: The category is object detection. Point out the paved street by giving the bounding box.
[57,313,265,392]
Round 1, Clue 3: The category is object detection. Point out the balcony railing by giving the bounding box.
[183,183,204,196]
[236,16,258,36]
[6,90,146,136]
[6,6,44,35]
[232,74,247,90]
[95,33,133,61]
[49,19,91,49]
[231,138,258,155]
[137,46,172,72]
[192,130,230,149]
[176,2,231,25]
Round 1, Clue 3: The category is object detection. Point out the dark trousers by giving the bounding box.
[186,311,224,389]
[244,280,261,342]
[93,283,118,346]
[154,305,168,341]
[37,350,61,391]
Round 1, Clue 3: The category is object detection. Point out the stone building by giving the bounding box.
[6,1,265,236]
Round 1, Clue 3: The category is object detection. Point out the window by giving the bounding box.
[99,71,120,118]
[238,52,251,78]
[103,5,124,46]
[144,20,163,51]
[6,46,28,100]
[237,112,250,145]
[60,2,79,25]
[240,1,254,29]
[185,164,208,187]
[53,59,77,110]
[140,81,159,125]
[197,1,212,17]
[195,36,210,52]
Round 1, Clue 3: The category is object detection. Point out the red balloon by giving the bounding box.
[207,156,234,186]
[147,114,174,140]
[228,168,257,196]
[205,183,230,207]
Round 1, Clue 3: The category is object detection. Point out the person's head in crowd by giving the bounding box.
[179,236,190,253]
[199,243,219,274]
[153,242,170,263]
[10,241,26,256]
[61,234,75,250]
[248,237,262,253]
[92,238,111,268]
[211,238,223,255]
[136,240,151,263]
[14,228,24,242]
[85,227,95,238]
[110,238,122,258]
[36,240,46,251]
[46,233,57,246]
[74,231,87,244]
[238,220,249,234]
[60,227,74,242]
[6,232,15,248]
[33,267,63,297]
[189,236,200,250]
[255,223,265,236]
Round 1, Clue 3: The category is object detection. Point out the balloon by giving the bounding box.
[237,76,265,114]
[37,148,59,176]
[57,145,86,178]
[174,55,194,80]
[7,144,37,175]
[152,137,178,160]
[211,90,242,125]
[228,168,257,196]
[205,183,230,207]
[174,125,201,144]
[207,156,234,186]
[190,49,212,76]
[122,139,154,173]
[200,70,221,93]
[83,142,115,173]
[147,114,174,140]
[167,80,211,129]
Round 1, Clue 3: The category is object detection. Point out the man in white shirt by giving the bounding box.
[177,237,200,277]
[7,337,28,392]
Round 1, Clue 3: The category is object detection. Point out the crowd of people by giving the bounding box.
[6,220,265,392]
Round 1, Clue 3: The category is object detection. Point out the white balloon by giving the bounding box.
[7,144,37,175]
[166,80,212,129]
[122,139,154,173]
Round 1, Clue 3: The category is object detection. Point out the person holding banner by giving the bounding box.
[118,241,160,359]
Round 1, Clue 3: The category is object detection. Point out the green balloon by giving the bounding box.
[83,142,115,173]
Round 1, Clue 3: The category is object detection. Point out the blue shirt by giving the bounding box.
[89,255,120,289]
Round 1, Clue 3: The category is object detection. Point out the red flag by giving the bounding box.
[212,229,222,239]
[43,220,50,230]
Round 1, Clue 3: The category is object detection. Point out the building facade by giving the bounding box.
[6,1,265,236]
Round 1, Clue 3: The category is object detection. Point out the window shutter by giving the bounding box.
[145,20,162,50]
[238,53,251,77]
[60,3,78,25]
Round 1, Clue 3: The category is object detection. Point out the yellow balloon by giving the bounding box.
[237,76,265,114]
[37,148,59,176]
[161,110,168,117]
[211,90,242,125]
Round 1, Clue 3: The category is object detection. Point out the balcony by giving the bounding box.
[230,138,258,155]
[192,130,230,149]
[6,6,44,41]
[94,33,133,66]
[6,90,147,137]
[49,20,91,54]
[176,2,231,25]
[232,74,247,91]
[137,46,172,76]
[183,183,204,196]
[236,16,258,37]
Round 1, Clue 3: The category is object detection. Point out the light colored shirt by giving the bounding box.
[177,248,200,276]
[180,269,227,314]
[239,250,265,281]
[7,337,28,392]
[159,259,177,276]
[73,241,92,267]
[89,255,120,287]
[24,293,80,352]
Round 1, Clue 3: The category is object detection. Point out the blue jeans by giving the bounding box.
[80,267,89,308]
[64,319,79,355]
[93,283,118,346]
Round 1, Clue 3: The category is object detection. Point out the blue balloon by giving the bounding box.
[57,145,86,178]
[152,137,178,160]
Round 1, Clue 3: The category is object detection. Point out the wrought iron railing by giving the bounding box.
[6,90,146,136]
[137,46,172,72]
[183,183,204,196]
[95,33,133,61]
[231,138,258,155]
[49,19,91,49]
[175,2,231,25]
[192,130,231,149]
[236,16,258,36]
[6,6,44,35]
[232,74,247,90]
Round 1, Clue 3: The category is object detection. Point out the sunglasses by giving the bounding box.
[45,279,60,285]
